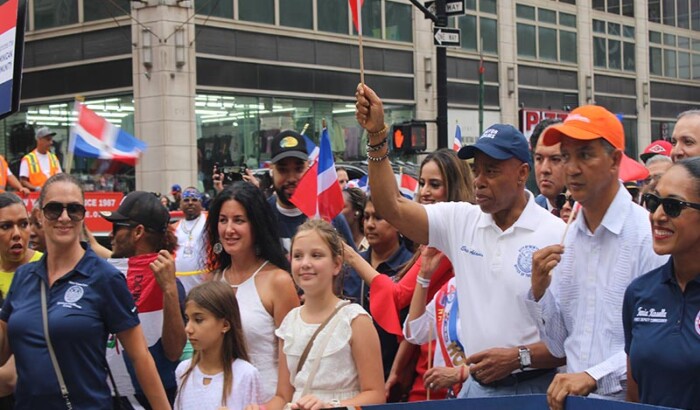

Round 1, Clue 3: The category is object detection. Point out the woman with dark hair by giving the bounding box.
[205,181,299,402]
[0,173,170,409]
[624,157,700,409]
[343,148,474,401]
[342,187,368,251]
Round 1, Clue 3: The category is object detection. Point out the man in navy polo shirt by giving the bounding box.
[102,191,187,408]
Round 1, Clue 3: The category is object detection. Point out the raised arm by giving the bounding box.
[355,84,429,245]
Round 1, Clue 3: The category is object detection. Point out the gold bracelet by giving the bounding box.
[368,123,388,140]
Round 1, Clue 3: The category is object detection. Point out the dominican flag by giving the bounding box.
[349,0,364,33]
[70,102,147,166]
[397,173,418,200]
[291,128,345,222]
[454,125,462,151]
[303,134,320,164]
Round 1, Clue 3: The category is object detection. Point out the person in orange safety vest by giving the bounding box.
[0,155,30,196]
[19,127,62,191]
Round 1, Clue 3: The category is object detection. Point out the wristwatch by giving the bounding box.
[518,346,532,370]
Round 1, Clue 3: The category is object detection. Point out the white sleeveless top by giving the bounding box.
[276,302,369,403]
[221,261,277,401]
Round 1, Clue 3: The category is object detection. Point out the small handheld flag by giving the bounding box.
[453,125,462,152]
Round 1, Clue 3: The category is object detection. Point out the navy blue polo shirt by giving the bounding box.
[1,245,140,410]
[623,257,700,409]
[343,244,413,307]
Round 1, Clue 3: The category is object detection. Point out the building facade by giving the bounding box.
[1,0,698,194]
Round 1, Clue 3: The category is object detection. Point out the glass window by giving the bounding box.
[607,0,620,14]
[593,19,606,34]
[560,0,575,4]
[594,37,607,67]
[679,36,691,49]
[465,0,477,10]
[480,0,497,14]
[560,31,577,63]
[650,47,663,75]
[693,53,700,79]
[622,0,634,17]
[34,0,78,30]
[693,0,700,31]
[539,27,557,60]
[664,49,677,76]
[280,0,312,29]
[649,0,661,23]
[649,31,662,44]
[679,52,691,78]
[460,15,478,50]
[84,0,130,21]
[663,0,676,25]
[319,0,349,34]
[539,9,557,24]
[623,41,635,70]
[516,4,536,20]
[664,33,676,46]
[694,38,700,51]
[678,0,690,28]
[623,25,634,38]
[359,0,382,39]
[608,39,621,69]
[560,12,576,27]
[593,0,606,12]
[608,22,620,35]
[239,0,273,24]
[517,23,536,57]
[386,2,413,42]
[481,17,498,53]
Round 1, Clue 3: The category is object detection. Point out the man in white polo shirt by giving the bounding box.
[355,83,566,398]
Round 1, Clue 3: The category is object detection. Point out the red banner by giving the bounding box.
[23,191,124,234]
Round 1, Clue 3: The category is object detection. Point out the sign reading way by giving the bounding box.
[433,27,461,47]
[424,0,466,16]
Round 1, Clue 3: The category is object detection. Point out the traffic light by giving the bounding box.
[391,122,427,153]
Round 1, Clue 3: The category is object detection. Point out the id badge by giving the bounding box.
[183,244,194,258]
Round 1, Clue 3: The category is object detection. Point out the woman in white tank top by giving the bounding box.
[203,182,299,402]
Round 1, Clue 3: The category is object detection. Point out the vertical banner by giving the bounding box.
[0,0,25,120]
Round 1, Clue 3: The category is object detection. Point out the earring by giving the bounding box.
[354,211,360,216]
[213,242,223,254]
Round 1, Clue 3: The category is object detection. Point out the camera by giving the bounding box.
[214,163,246,183]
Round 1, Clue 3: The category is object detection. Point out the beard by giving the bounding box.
[275,184,296,207]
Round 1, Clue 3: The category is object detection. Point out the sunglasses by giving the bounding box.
[555,193,575,210]
[642,193,700,218]
[42,202,86,221]
[112,221,138,234]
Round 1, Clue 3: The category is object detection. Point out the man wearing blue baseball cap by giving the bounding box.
[356,84,566,398]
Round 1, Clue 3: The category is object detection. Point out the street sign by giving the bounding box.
[424,0,466,17]
[433,27,461,47]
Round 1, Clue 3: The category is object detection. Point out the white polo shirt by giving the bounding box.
[426,191,565,356]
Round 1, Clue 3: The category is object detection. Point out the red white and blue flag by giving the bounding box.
[291,128,345,222]
[303,134,320,164]
[0,0,19,117]
[70,103,147,166]
[397,173,418,200]
[349,0,364,33]
[454,125,462,152]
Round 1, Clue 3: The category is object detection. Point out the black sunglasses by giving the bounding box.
[555,193,575,210]
[42,202,86,221]
[642,193,700,218]
[112,221,138,233]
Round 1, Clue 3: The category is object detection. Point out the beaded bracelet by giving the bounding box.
[366,137,388,152]
[368,123,388,139]
[416,275,430,288]
[367,151,390,162]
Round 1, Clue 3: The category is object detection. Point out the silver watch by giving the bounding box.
[518,346,532,370]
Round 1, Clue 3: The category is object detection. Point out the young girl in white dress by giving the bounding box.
[176,281,263,410]
[251,219,385,410]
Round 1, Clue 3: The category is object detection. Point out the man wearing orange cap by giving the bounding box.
[524,105,668,410]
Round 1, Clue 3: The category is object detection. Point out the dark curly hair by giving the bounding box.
[204,181,289,273]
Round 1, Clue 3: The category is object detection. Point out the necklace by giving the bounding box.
[180,215,202,238]
[223,260,269,288]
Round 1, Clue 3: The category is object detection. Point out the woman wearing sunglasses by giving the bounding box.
[0,174,170,409]
[623,157,700,409]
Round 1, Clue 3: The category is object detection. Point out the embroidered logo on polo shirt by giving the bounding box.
[57,281,87,309]
[514,245,538,277]
[633,306,668,323]
[695,311,700,336]
[459,245,483,257]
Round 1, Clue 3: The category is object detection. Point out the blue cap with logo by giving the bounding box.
[457,124,530,164]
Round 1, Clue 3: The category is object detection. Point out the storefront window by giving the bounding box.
[194,93,414,192]
[0,95,136,192]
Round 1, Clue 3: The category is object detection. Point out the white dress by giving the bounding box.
[275,301,369,403]
[175,359,263,410]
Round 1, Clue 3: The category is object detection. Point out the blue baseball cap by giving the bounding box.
[458,124,530,164]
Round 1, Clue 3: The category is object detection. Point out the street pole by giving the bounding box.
[435,0,448,149]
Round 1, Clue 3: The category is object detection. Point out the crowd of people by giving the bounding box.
[0,88,695,410]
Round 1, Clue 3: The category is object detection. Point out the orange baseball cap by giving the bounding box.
[541,105,624,150]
